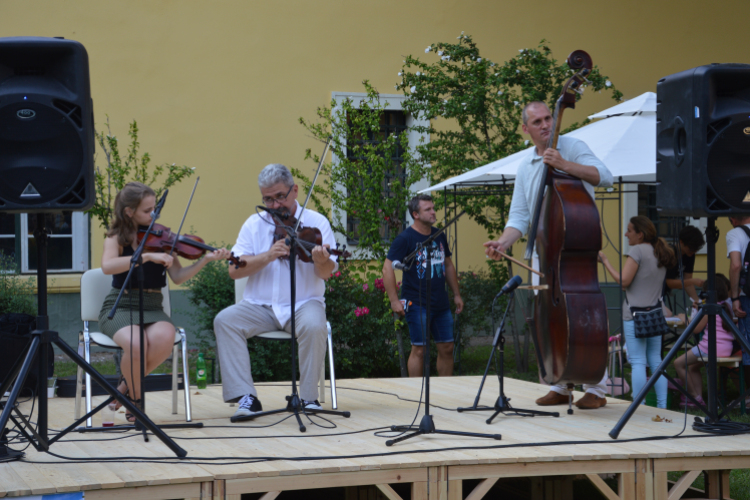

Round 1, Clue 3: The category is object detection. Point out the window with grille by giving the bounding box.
[345,110,408,245]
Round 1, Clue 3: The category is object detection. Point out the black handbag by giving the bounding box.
[628,299,669,338]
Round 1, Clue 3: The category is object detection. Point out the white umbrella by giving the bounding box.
[420,92,657,192]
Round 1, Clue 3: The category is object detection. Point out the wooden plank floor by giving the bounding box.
[1,375,749,498]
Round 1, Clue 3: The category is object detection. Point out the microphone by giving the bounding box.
[257,206,289,220]
[391,260,407,271]
[495,275,522,297]
[151,189,168,220]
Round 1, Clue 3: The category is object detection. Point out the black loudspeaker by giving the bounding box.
[656,63,750,217]
[0,37,94,213]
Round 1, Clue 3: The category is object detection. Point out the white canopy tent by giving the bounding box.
[420,92,657,192]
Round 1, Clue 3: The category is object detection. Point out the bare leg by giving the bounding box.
[408,346,425,377]
[686,363,704,399]
[113,321,175,401]
[674,350,703,399]
[436,342,454,376]
[674,353,688,387]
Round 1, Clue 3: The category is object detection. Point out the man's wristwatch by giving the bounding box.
[732,297,741,302]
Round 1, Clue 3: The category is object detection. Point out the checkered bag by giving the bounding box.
[630,303,668,338]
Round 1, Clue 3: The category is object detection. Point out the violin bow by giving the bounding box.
[294,136,331,234]
[166,176,200,266]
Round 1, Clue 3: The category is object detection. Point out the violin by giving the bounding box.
[268,207,351,263]
[526,50,608,386]
[137,223,246,269]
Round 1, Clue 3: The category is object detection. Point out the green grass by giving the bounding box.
[53,348,219,385]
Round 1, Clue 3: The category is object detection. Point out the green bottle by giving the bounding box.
[196,353,207,389]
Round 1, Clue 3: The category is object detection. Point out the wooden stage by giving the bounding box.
[1,375,747,499]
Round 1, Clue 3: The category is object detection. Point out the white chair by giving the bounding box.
[234,277,338,408]
[75,268,193,427]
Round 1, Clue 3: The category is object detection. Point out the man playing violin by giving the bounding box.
[214,163,337,418]
[484,101,614,410]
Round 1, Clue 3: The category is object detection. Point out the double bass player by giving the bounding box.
[484,101,614,410]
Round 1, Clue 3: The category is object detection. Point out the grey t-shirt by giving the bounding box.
[622,243,667,321]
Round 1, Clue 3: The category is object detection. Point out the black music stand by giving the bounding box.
[0,214,187,461]
[610,217,750,438]
[458,280,559,424]
[386,215,501,446]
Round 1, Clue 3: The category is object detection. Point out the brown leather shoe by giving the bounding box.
[535,391,571,406]
[575,392,607,410]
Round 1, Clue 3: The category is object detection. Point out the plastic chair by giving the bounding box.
[234,277,337,408]
[75,268,193,427]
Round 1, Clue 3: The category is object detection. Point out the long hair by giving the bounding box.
[713,273,733,331]
[629,215,676,269]
[107,182,155,247]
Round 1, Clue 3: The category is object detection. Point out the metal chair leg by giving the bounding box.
[83,330,93,428]
[179,329,192,422]
[75,331,84,419]
[327,322,337,410]
[172,342,179,414]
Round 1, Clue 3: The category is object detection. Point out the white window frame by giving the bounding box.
[329,91,429,256]
[20,212,89,273]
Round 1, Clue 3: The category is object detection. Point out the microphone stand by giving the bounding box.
[386,212,501,446]
[232,138,350,430]
[80,189,202,441]
[457,278,559,423]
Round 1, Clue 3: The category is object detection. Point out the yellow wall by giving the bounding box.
[1,0,747,288]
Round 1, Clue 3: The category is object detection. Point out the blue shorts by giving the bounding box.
[405,305,454,346]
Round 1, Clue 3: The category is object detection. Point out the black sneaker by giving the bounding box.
[234,394,262,418]
[302,399,322,411]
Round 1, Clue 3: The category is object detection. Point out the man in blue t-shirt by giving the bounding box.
[383,194,464,377]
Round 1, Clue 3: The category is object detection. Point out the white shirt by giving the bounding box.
[726,223,750,297]
[232,202,338,326]
[505,136,613,236]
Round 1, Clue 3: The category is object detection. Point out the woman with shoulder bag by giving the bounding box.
[599,216,676,408]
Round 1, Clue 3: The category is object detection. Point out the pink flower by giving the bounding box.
[362,283,369,292]
[354,306,370,317]
[374,278,385,292]
[335,271,341,277]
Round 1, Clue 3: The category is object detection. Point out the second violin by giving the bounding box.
[267,207,351,263]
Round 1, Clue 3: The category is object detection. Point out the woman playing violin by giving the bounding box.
[100,181,231,422]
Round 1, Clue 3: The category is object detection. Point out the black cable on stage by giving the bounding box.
[20,430,734,466]
[692,416,750,435]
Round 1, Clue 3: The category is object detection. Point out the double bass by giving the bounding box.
[526,50,608,386]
